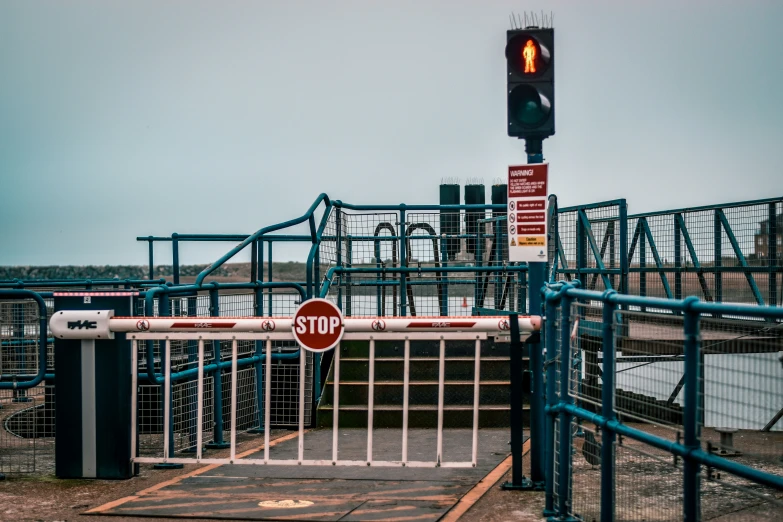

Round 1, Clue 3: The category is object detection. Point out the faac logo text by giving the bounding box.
[67,320,97,330]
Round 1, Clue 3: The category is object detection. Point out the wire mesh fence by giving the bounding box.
[569,422,603,522]
[556,202,624,293]
[0,299,44,376]
[0,384,54,474]
[548,285,783,521]
[612,310,686,432]
[627,200,783,306]
[613,440,684,522]
[319,208,527,316]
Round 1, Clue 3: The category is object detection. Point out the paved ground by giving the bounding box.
[0,427,546,522]
[85,428,518,521]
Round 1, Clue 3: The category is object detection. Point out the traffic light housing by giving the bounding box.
[506,28,555,140]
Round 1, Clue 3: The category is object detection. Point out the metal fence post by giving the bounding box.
[529,262,546,485]
[147,237,154,281]
[543,295,559,517]
[399,208,407,316]
[601,292,617,522]
[206,288,230,449]
[674,214,683,301]
[475,227,483,308]
[714,211,723,304]
[519,269,527,314]
[769,202,778,307]
[249,283,265,435]
[494,222,503,308]
[683,296,701,522]
[11,303,29,402]
[440,234,449,316]
[558,292,577,520]
[502,312,532,490]
[172,233,180,286]
[346,235,352,316]
[267,242,274,315]
[185,295,199,451]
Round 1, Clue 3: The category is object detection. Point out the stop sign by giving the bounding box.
[291,298,344,352]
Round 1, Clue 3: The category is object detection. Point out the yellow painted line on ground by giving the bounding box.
[440,438,531,522]
[85,430,304,514]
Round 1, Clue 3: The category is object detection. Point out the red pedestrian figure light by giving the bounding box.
[523,40,537,74]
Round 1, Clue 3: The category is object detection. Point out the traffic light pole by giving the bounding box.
[502,138,547,491]
[526,138,546,488]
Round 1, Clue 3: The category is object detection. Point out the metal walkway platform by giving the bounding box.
[87,428,518,521]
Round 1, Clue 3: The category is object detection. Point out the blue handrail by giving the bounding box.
[0,290,48,390]
[141,281,306,385]
[194,193,331,287]
[319,265,529,299]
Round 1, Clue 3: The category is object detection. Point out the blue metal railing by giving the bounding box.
[0,290,48,391]
[541,282,783,521]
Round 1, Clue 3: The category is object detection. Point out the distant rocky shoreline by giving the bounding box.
[0,262,306,282]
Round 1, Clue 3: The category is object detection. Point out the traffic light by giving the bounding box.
[506,28,554,140]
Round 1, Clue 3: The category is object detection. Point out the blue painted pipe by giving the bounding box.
[0,290,47,390]
[548,402,783,492]
[142,281,306,385]
[195,194,330,287]
[319,265,529,299]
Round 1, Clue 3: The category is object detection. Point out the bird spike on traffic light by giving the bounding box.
[506,27,555,141]
[509,11,554,30]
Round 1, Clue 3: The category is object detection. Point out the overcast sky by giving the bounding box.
[1,0,782,266]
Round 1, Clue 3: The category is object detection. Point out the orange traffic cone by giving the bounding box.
[462,297,468,308]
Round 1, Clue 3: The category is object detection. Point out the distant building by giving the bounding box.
[754,214,783,259]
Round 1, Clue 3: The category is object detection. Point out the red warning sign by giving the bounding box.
[508,164,548,198]
[291,298,344,352]
[507,163,549,262]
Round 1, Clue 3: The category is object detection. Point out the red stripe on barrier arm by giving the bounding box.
[169,322,238,329]
[405,321,477,328]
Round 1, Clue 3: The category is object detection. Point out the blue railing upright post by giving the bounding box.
[345,236,352,316]
[529,262,546,485]
[399,208,407,316]
[519,269,527,313]
[768,202,778,307]
[494,222,503,308]
[251,240,258,284]
[148,237,154,281]
[440,234,449,316]
[250,281,265,434]
[336,209,343,311]
[185,294,199,450]
[474,226,483,308]
[12,303,29,402]
[714,211,723,304]
[600,292,617,522]
[682,297,702,521]
[206,288,230,449]
[557,292,577,520]
[674,215,683,302]
[172,233,180,286]
[267,242,273,316]
[543,294,559,518]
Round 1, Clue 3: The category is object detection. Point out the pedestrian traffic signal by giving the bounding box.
[506,28,554,139]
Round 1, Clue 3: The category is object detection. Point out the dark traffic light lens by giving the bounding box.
[509,85,551,127]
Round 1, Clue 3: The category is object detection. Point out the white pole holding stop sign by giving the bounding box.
[291,298,345,352]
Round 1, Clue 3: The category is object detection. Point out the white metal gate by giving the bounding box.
[51,313,540,469]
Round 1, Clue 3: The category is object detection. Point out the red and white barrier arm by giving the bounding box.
[50,312,541,339]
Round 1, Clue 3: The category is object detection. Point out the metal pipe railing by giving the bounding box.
[0,290,48,390]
